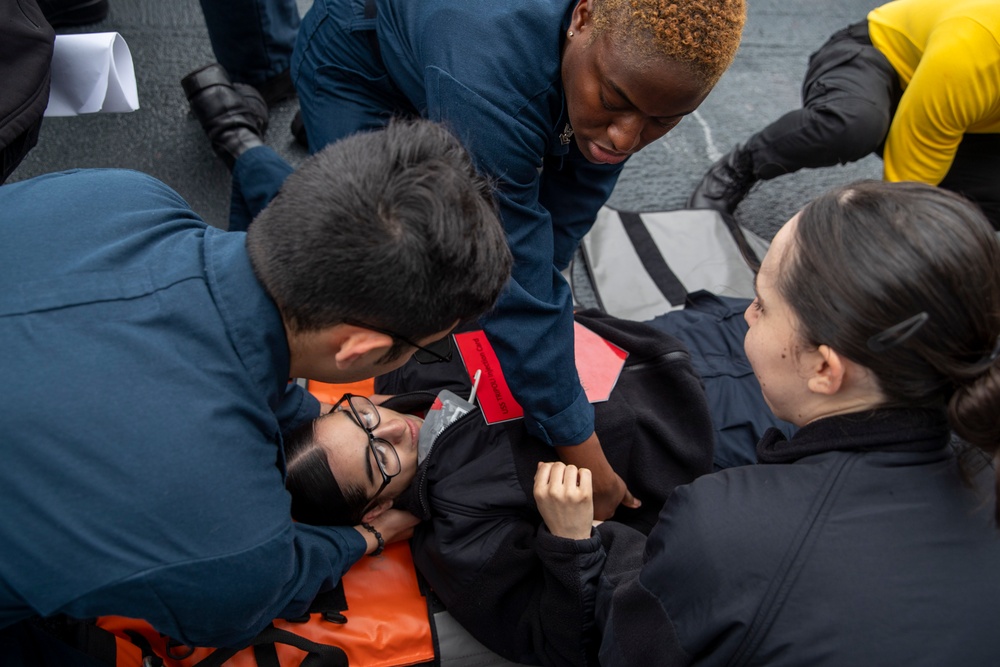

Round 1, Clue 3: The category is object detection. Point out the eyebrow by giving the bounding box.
[328,409,376,486]
[607,77,636,110]
[752,272,765,304]
[607,76,688,122]
[361,435,375,486]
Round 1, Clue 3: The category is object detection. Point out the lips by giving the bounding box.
[588,141,629,165]
[404,416,423,451]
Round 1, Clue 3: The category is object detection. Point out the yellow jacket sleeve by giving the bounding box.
[882,16,1000,184]
[869,0,1000,186]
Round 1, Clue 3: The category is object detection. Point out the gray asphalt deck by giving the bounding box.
[10,0,883,241]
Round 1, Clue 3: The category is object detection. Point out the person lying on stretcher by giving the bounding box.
[283,311,716,667]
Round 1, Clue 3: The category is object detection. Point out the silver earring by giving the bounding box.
[568,30,574,37]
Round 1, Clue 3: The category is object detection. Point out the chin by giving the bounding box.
[762,397,787,422]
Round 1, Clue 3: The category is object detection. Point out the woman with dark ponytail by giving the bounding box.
[775,180,1000,518]
[536,180,1000,666]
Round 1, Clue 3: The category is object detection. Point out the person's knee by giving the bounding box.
[813,101,889,164]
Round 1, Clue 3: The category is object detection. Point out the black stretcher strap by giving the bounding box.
[192,625,349,667]
[619,211,688,307]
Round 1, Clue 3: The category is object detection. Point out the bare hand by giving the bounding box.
[356,509,420,555]
[555,432,640,520]
[534,461,594,540]
[591,468,639,520]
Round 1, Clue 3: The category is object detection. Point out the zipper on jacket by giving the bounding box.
[415,407,482,518]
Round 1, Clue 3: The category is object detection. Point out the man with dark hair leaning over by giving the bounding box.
[0,119,512,665]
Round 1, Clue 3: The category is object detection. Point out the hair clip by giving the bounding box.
[979,334,1000,367]
[964,333,1000,375]
[867,311,929,353]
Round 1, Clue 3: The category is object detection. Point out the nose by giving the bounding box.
[607,114,643,153]
[744,300,758,326]
[373,416,407,446]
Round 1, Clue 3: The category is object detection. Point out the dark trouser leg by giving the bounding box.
[938,133,1000,230]
[688,22,900,214]
[1,117,43,184]
[291,0,415,153]
[746,22,901,180]
[198,0,300,87]
[229,144,294,231]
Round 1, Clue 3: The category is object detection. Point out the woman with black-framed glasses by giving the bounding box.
[285,394,424,528]
[281,310,718,666]
[335,394,405,513]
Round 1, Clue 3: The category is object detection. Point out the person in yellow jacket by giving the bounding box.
[688,0,1000,228]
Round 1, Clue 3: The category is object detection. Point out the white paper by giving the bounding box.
[44,32,140,116]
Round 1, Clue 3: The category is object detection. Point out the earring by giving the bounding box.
[568,30,574,37]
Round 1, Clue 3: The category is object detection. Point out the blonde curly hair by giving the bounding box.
[590,0,746,83]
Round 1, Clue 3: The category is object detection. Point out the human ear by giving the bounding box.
[806,344,846,395]
[332,328,394,370]
[570,0,590,31]
[361,499,393,524]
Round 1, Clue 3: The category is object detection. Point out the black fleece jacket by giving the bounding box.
[378,310,715,666]
[593,408,1000,666]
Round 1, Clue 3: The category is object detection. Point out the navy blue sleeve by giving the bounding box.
[275,381,322,434]
[61,524,367,648]
[424,71,622,446]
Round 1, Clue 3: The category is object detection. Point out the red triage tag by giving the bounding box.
[573,321,629,402]
[453,322,628,425]
[452,330,523,424]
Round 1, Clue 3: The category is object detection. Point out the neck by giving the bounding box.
[285,321,314,380]
[792,358,888,427]
[799,396,886,427]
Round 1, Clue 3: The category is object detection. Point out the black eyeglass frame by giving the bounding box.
[337,393,402,507]
[341,319,453,364]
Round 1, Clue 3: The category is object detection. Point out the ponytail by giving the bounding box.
[949,358,1000,524]
[783,181,1000,524]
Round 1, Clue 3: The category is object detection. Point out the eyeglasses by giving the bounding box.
[343,319,453,364]
[337,394,401,504]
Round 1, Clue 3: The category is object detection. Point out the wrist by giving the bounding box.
[360,522,385,557]
[555,433,612,474]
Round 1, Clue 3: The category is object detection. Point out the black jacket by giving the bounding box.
[1,0,53,182]
[595,408,1000,666]
[378,310,715,666]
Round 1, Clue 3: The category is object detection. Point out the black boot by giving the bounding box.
[181,63,268,170]
[37,0,108,27]
[256,70,297,108]
[291,110,309,149]
[687,144,757,215]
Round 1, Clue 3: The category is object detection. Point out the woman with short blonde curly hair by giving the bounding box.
[290,0,746,528]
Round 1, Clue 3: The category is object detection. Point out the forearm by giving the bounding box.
[555,432,613,478]
[534,526,606,667]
